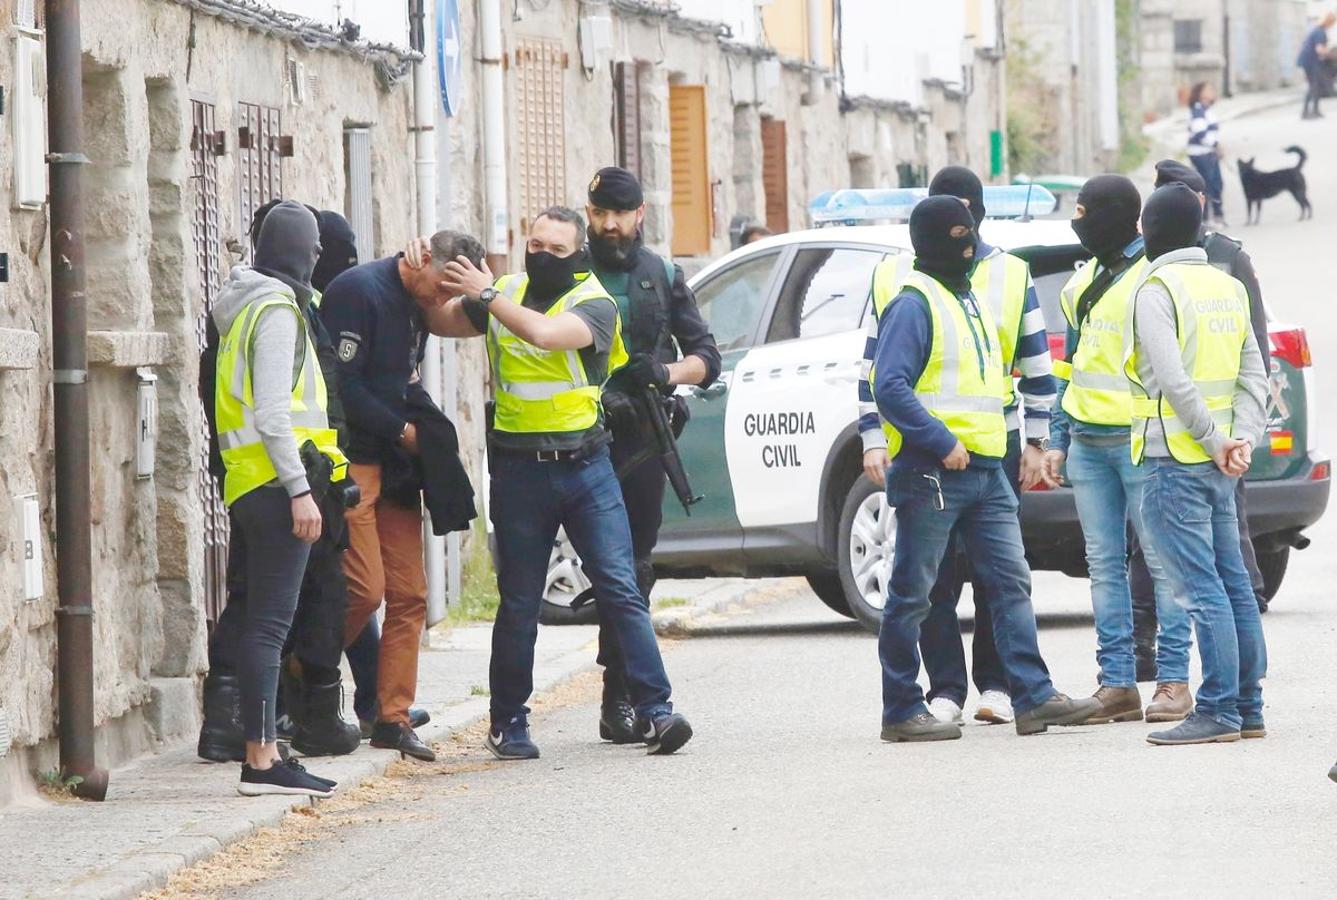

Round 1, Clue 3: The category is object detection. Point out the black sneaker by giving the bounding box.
[283,757,337,790]
[599,700,639,744]
[638,712,693,756]
[238,761,335,798]
[369,721,436,762]
[486,717,540,760]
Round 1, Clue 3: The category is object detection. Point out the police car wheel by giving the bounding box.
[837,477,895,635]
[540,530,599,626]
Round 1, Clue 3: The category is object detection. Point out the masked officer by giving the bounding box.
[198,204,363,763]
[425,206,693,759]
[1124,183,1268,745]
[583,167,720,742]
[860,167,1054,727]
[872,196,1099,742]
[211,200,347,797]
[1040,175,1193,727]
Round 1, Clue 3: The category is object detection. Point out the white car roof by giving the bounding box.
[690,219,1081,286]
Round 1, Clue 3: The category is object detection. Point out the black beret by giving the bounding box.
[587,166,644,211]
[1154,159,1207,194]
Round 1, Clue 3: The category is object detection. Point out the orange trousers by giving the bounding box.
[342,462,428,726]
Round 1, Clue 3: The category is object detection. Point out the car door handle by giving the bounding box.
[691,381,728,399]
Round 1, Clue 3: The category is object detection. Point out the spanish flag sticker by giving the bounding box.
[1270,430,1294,455]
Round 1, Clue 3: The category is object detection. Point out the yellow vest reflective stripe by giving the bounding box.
[1056,255,1149,427]
[1123,262,1249,464]
[215,292,347,507]
[869,269,1008,460]
[486,272,629,435]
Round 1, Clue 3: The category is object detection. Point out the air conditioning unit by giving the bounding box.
[13,32,47,209]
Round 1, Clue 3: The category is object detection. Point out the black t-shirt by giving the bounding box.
[467,280,619,452]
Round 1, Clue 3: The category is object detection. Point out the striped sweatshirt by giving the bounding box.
[1187,101,1219,156]
[858,240,1056,452]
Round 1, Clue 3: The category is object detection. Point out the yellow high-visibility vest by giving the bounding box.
[1054,255,1149,426]
[215,291,347,507]
[867,268,1008,460]
[486,272,629,436]
[1123,261,1250,464]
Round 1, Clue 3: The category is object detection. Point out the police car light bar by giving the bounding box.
[809,185,1058,226]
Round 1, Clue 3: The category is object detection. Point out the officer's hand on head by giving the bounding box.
[623,353,671,389]
[862,448,889,487]
[404,236,431,269]
[942,441,970,471]
[1041,448,1066,487]
[291,493,323,544]
[441,255,495,301]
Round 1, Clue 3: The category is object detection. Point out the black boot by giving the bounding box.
[291,678,362,757]
[198,673,245,763]
[277,661,303,742]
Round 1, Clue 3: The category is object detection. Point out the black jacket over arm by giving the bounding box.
[667,265,722,387]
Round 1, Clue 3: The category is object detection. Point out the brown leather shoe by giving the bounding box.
[1145,682,1192,723]
[1083,686,1143,724]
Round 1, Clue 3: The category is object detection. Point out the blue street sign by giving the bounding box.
[437,0,462,116]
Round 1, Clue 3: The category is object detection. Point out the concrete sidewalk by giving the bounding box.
[0,577,803,900]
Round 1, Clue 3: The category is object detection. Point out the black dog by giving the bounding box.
[1238,146,1312,224]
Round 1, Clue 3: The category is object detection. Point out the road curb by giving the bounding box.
[58,578,792,900]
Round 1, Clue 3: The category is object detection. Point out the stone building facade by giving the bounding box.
[0,0,416,800]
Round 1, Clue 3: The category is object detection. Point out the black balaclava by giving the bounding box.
[1141,184,1204,262]
[254,200,320,307]
[928,165,986,229]
[312,210,359,292]
[587,224,644,272]
[909,195,977,292]
[1071,174,1142,267]
[525,247,590,304]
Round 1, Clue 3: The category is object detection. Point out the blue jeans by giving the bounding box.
[919,432,1017,705]
[1140,459,1267,729]
[489,446,673,724]
[1067,436,1191,686]
[1190,153,1225,220]
[879,465,1054,724]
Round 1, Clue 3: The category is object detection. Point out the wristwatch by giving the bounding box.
[478,287,498,305]
[1027,437,1050,451]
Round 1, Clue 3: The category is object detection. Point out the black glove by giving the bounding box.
[619,353,671,390]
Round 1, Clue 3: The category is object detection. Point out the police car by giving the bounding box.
[543,187,1330,631]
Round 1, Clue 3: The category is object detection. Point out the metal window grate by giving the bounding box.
[514,38,567,228]
[1174,19,1204,55]
[237,101,284,235]
[613,62,641,180]
[191,99,229,625]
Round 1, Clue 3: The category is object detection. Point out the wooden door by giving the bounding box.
[669,84,710,256]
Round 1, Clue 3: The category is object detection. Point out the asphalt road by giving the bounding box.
[221,99,1337,899]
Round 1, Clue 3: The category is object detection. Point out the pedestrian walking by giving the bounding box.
[1123,184,1269,746]
[871,195,1099,742]
[859,166,1055,727]
[1299,13,1334,120]
[425,207,694,759]
[1043,175,1193,726]
[1186,82,1227,226]
[1129,160,1273,680]
[318,230,483,763]
[211,200,345,797]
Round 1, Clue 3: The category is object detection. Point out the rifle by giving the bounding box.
[612,386,703,515]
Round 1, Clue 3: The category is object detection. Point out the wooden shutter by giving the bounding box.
[514,38,567,229]
[761,117,789,233]
[669,84,710,257]
[614,62,642,179]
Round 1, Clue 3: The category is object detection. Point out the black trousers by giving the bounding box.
[1131,475,1264,645]
[597,435,667,702]
[1303,65,1324,117]
[210,490,350,679]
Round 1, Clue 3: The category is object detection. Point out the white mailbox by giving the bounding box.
[136,369,158,479]
[17,494,42,602]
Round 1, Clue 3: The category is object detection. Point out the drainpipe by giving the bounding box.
[480,0,508,274]
[45,0,108,801]
[410,0,448,626]
[802,0,825,105]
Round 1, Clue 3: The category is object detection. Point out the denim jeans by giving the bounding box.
[1140,459,1267,729]
[1189,153,1225,220]
[918,432,1017,705]
[489,445,673,723]
[1067,436,1191,686]
[879,465,1054,724]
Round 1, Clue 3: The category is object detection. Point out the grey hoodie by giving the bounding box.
[1129,246,1267,460]
[213,265,315,498]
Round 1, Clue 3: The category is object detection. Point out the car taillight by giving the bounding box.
[1270,328,1311,368]
[1312,461,1331,481]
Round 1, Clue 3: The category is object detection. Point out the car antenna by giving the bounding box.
[1019,180,1036,223]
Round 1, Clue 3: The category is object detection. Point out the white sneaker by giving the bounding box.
[927,697,963,724]
[974,690,1014,724]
